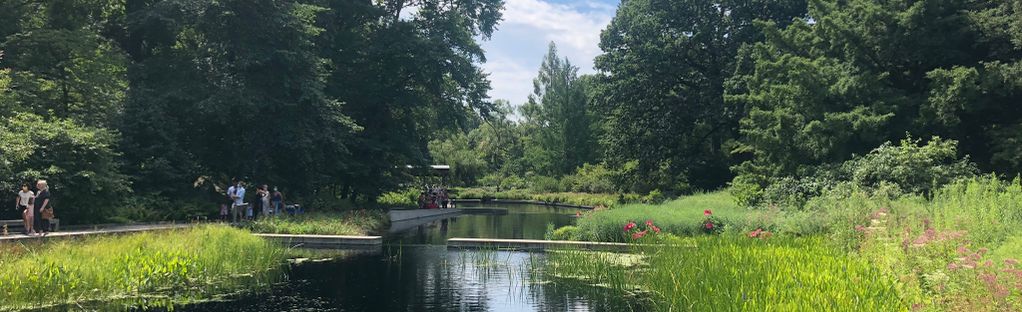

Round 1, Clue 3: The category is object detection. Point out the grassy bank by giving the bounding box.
[548,235,906,311]
[549,177,1022,310]
[566,192,744,241]
[0,225,285,310]
[453,187,643,208]
[244,210,387,235]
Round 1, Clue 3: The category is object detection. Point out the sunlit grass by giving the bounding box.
[572,192,745,242]
[245,210,387,236]
[0,225,285,310]
[547,235,907,311]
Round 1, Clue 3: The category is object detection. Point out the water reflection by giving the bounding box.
[179,247,645,312]
[388,204,577,245]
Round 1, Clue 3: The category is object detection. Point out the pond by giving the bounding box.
[177,204,645,312]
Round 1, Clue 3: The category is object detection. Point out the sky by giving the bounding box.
[478,0,619,107]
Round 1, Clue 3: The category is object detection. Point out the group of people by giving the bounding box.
[12,180,53,236]
[220,178,289,222]
[418,186,452,209]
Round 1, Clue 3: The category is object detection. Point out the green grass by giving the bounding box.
[244,210,387,235]
[0,225,284,310]
[454,187,641,208]
[572,192,745,242]
[547,235,908,311]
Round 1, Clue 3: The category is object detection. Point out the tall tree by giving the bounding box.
[119,0,356,198]
[731,0,1022,192]
[593,0,808,192]
[520,42,595,176]
[314,0,503,199]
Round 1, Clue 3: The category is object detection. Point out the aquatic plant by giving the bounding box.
[0,225,285,310]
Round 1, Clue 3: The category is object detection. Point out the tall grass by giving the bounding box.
[245,210,387,235]
[547,236,907,311]
[572,192,745,241]
[0,225,284,310]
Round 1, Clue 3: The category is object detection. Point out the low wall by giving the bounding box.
[447,238,632,252]
[388,209,462,222]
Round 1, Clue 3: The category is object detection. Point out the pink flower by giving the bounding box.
[1005,258,1019,267]
[651,225,661,233]
[704,210,712,216]
[576,211,582,217]
[705,223,714,230]
[947,262,959,271]
[646,220,654,226]
[632,230,648,240]
[748,228,763,238]
[956,245,969,255]
[854,225,866,232]
[623,222,636,232]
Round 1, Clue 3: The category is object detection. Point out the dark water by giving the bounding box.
[173,204,645,312]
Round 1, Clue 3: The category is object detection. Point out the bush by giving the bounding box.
[550,225,580,240]
[529,175,562,193]
[561,163,619,193]
[377,188,419,207]
[843,136,977,197]
[0,113,130,224]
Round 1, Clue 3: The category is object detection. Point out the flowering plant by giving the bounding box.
[702,209,724,234]
[623,219,662,241]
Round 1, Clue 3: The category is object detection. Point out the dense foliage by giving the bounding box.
[1,0,503,222]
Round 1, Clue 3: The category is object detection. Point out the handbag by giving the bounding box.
[42,207,55,220]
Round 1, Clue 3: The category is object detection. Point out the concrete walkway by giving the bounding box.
[447,238,634,252]
[0,223,194,242]
[388,209,462,222]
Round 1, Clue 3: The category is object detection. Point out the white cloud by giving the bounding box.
[480,0,617,107]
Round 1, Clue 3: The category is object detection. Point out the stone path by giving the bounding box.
[0,223,194,242]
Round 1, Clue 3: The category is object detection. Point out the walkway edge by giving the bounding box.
[255,233,383,247]
[389,209,462,222]
[0,224,194,242]
[447,238,632,252]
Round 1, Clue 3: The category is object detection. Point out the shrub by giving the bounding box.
[843,136,977,197]
[0,113,130,224]
[561,163,618,193]
[377,188,419,207]
[529,175,562,193]
[550,225,580,240]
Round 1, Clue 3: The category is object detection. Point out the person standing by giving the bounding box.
[259,185,271,218]
[33,180,50,235]
[270,187,284,216]
[14,184,34,235]
[228,178,246,223]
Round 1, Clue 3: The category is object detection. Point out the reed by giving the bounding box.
[0,225,285,310]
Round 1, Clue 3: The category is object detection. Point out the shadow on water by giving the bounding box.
[77,203,647,312]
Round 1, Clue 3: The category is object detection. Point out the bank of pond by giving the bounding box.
[1,178,1020,311]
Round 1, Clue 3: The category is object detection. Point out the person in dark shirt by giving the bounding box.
[33,180,51,235]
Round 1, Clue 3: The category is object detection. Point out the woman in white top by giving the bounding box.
[14,184,34,235]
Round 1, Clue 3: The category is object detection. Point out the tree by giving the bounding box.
[731,0,1022,192]
[0,113,129,223]
[520,42,595,176]
[119,0,356,199]
[593,0,808,192]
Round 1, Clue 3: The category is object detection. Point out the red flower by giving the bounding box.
[646,220,654,226]
[632,230,648,240]
[705,222,714,230]
[623,222,637,232]
[704,210,712,216]
[651,225,661,233]
[748,228,763,238]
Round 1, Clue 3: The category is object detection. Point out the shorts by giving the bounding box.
[19,205,31,216]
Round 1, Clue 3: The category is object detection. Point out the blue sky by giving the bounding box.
[478,0,620,107]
